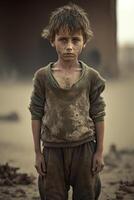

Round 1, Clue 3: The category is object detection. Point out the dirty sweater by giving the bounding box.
[29,61,106,147]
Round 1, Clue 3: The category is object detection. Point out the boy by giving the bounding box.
[29,4,106,200]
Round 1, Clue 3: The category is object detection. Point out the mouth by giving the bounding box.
[63,53,75,57]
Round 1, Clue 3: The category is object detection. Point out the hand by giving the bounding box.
[34,152,46,176]
[92,152,104,175]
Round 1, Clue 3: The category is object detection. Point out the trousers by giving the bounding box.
[38,141,101,200]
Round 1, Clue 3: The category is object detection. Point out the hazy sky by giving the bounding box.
[117,0,134,45]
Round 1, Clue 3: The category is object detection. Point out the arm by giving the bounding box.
[95,120,104,154]
[89,72,106,175]
[32,119,42,154]
[29,70,46,176]
[31,119,46,176]
[92,121,105,175]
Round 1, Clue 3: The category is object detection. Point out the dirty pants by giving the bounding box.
[38,141,101,200]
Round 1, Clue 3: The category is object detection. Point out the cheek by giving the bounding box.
[75,42,84,48]
[57,43,64,49]
[55,45,64,54]
[76,44,83,52]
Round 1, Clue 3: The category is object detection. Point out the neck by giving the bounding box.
[55,59,80,70]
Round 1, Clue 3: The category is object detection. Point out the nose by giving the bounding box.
[66,40,73,51]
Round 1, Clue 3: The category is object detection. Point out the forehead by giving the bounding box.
[56,28,83,38]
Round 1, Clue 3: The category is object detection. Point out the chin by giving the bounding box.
[62,56,76,62]
[64,59,76,62]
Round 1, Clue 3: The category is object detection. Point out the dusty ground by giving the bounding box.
[0,145,134,200]
[100,146,134,200]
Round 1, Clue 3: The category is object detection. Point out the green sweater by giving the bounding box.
[29,61,106,147]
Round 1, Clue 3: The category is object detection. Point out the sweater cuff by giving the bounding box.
[31,115,42,120]
[93,116,105,123]
[92,111,105,122]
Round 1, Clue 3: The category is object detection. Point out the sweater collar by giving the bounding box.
[47,60,86,91]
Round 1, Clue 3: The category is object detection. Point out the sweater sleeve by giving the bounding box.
[28,70,45,120]
[89,71,106,123]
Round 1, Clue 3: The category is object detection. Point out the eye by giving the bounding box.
[59,38,67,42]
[72,38,80,43]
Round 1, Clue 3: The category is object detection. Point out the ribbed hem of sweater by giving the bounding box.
[42,134,96,148]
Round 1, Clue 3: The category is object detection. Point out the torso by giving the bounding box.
[51,67,82,89]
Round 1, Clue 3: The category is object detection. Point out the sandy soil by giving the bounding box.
[0,145,134,200]
[100,145,134,200]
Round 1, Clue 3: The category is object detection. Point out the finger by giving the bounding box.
[35,165,40,174]
[92,164,99,175]
[92,157,97,172]
[100,163,105,171]
[39,163,45,176]
[96,163,102,173]
[96,162,104,174]
[41,160,46,173]
[35,164,45,176]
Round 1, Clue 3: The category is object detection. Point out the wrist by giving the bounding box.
[35,149,42,155]
[96,147,103,155]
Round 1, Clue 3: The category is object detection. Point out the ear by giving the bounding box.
[50,41,55,47]
[83,43,87,48]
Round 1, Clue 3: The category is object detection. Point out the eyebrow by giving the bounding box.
[58,36,68,39]
[58,36,81,40]
[72,36,81,39]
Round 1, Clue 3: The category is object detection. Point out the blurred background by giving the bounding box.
[0,0,134,173]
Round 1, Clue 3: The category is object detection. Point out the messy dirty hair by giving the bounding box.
[41,3,93,43]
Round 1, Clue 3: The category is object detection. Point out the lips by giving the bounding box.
[63,53,75,56]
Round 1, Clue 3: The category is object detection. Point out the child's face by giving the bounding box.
[51,28,86,62]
